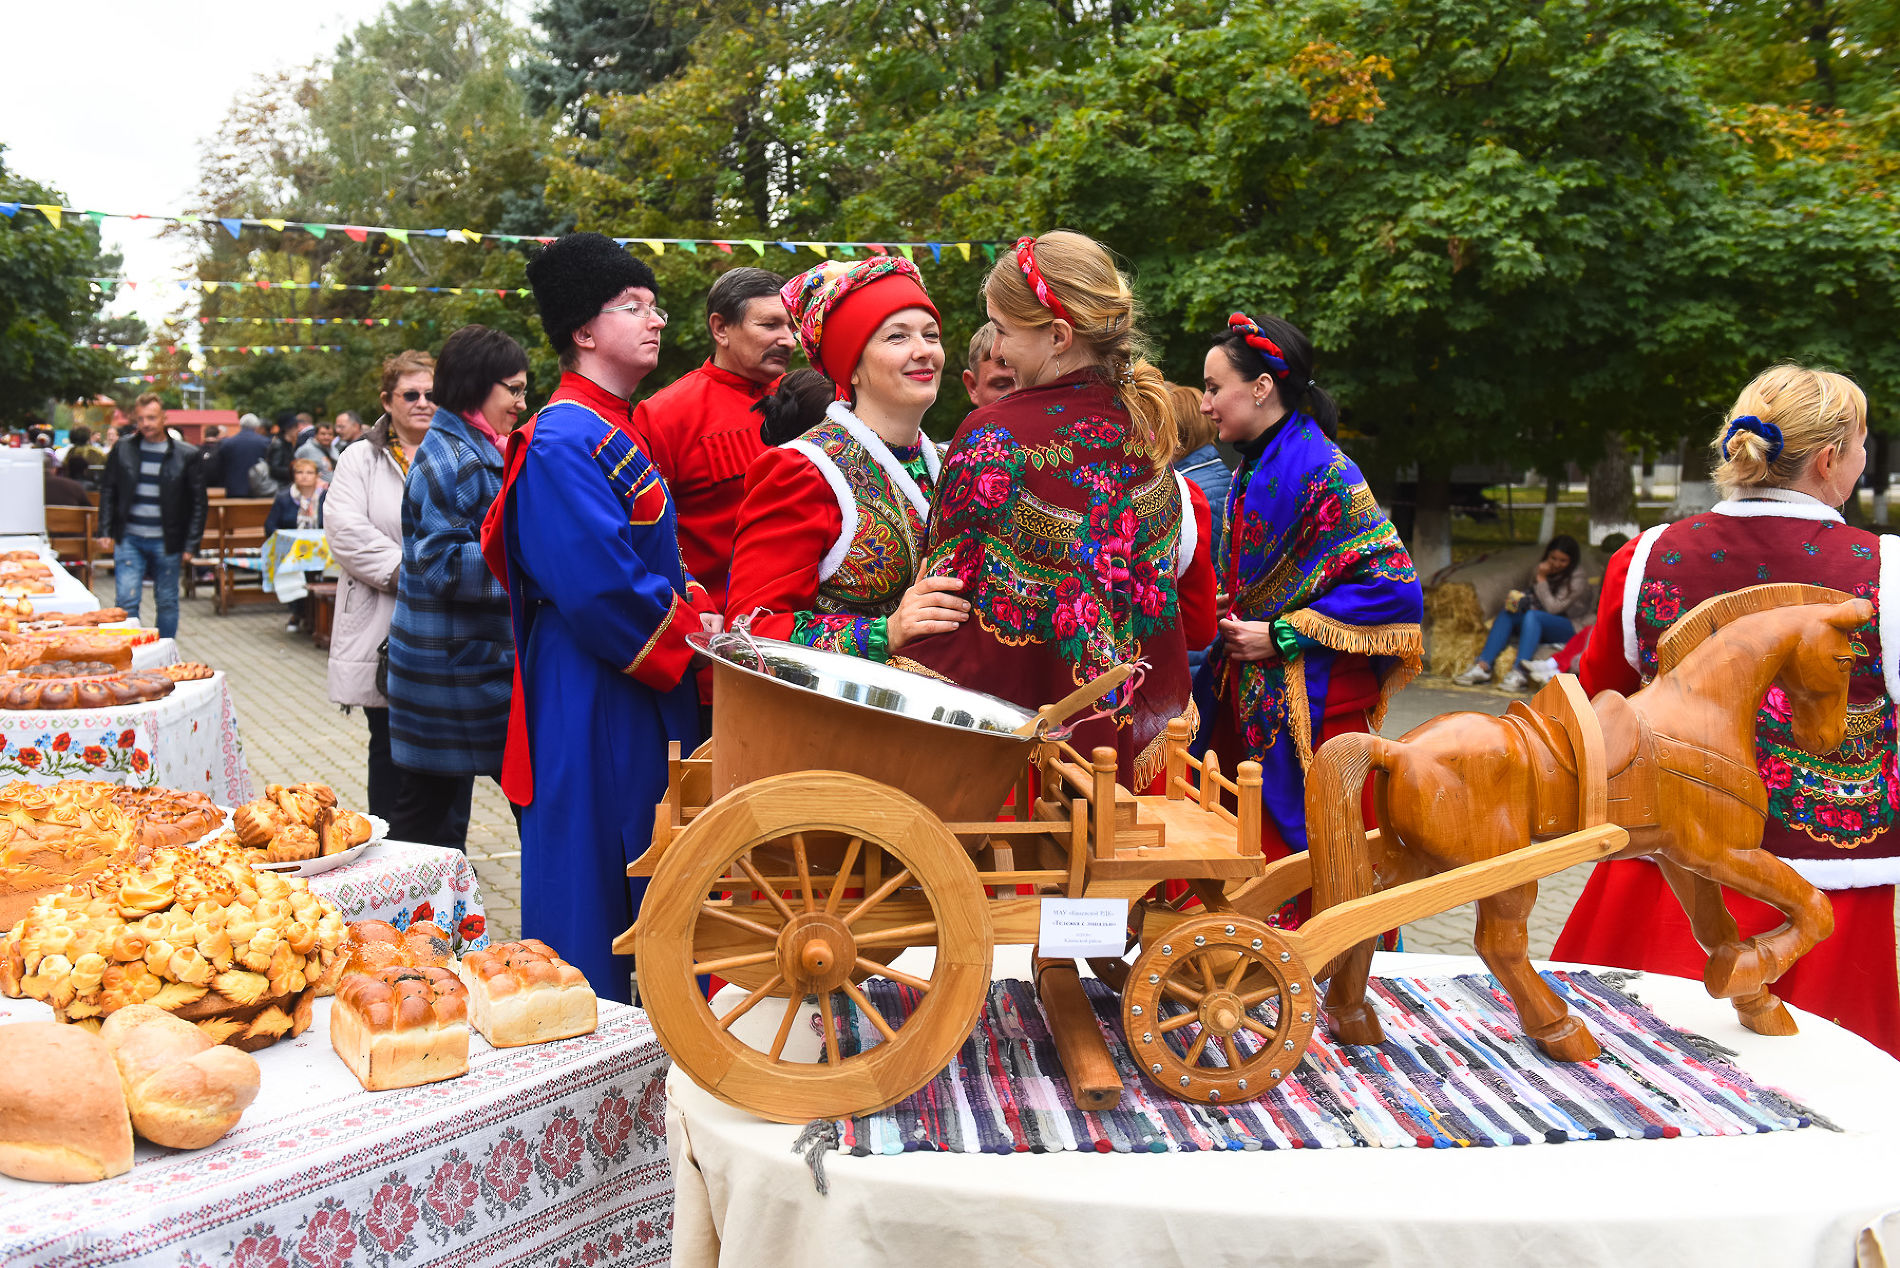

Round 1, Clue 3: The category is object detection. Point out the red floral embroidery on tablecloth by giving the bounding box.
[294,1199,357,1268]
[411,901,435,926]
[587,1089,633,1167]
[227,1224,288,1268]
[538,1109,586,1193]
[420,1149,481,1242]
[633,1075,666,1151]
[360,1173,420,1260]
[482,1127,535,1216]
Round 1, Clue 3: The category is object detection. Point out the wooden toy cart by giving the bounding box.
[623,636,1627,1124]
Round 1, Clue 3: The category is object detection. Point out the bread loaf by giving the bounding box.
[0,1022,134,1182]
[456,940,597,1047]
[100,1004,260,1149]
[331,965,469,1090]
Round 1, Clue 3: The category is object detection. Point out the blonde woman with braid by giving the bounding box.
[897,230,1196,789]
[1561,364,1900,1056]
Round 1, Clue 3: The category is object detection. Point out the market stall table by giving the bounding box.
[261,527,336,603]
[667,947,1900,1268]
[0,533,98,616]
[0,993,674,1267]
[304,839,495,955]
[0,672,252,803]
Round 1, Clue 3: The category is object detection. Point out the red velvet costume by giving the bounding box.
[1559,490,1900,1055]
[898,371,1194,790]
[629,358,773,608]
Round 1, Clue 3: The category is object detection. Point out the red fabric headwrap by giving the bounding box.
[814,272,940,395]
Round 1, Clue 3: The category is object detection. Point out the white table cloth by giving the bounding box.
[129,636,180,672]
[0,994,675,1267]
[0,533,98,616]
[667,948,1900,1268]
[0,673,253,804]
[261,529,336,603]
[307,841,494,955]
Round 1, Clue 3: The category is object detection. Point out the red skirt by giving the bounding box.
[1553,859,1900,1058]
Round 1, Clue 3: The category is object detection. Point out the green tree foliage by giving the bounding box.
[0,148,130,428]
[521,0,704,135]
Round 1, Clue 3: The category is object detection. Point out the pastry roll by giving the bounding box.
[456,940,597,1047]
[330,965,470,1090]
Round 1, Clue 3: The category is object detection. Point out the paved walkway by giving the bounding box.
[139,579,1582,957]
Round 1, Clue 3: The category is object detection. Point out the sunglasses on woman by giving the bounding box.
[397,389,433,404]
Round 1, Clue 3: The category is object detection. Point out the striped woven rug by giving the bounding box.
[824,972,1825,1154]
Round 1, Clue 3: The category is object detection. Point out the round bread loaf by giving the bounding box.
[0,1022,134,1182]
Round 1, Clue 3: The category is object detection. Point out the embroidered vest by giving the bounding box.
[1626,505,1900,885]
[785,407,938,621]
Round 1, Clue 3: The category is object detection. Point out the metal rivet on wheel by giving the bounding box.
[1284,1039,1295,1051]
[1300,1011,1312,1023]
[1209,1089,1222,1102]
[1178,1075,1190,1088]
[1237,1079,1248,1091]
[1224,924,1236,936]
[1289,982,1301,994]
[1279,951,1291,962]
[1142,1032,1152,1044]
[1270,1068,1282,1079]
[1147,973,1160,984]
[1194,935,1206,947]
[1251,938,1263,949]
[1151,1063,1163,1075]
[1131,1005,1143,1017]
[1161,944,1172,955]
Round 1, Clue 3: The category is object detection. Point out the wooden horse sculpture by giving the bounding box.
[1306,583,1869,1061]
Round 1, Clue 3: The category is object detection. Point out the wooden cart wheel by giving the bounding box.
[635,770,995,1124]
[1120,913,1316,1105]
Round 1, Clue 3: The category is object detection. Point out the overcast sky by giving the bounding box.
[2,0,460,334]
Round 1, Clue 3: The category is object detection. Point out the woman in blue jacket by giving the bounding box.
[385,325,527,850]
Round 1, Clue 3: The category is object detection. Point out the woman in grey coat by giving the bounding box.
[322,350,436,817]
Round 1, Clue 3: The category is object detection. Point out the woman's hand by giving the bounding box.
[1219,617,1281,663]
[887,575,970,652]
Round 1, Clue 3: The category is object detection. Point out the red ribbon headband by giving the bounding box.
[1014,236,1073,324]
[1227,312,1289,377]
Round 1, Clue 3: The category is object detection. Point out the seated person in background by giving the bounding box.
[1454,534,1589,691]
[61,425,104,486]
[266,459,327,533]
[44,467,91,507]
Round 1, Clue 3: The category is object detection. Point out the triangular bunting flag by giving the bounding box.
[678,240,699,254]
[777,240,798,253]
[203,282,219,293]
[464,230,482,243]
[713,241,733,253]
[304,223,327,238]
[33,205,62,227]
[867,243,888,255]
[85,211,107,226]
[218,218,243,239]
[379,319,391,327]
[640,239,665,254]
[809,243,828,258]
[928,243,942,262]
[745,239,765,256]
[496,290,509,298]
[447,287,463,295]
[387,229,410,244]
[956,242,971,261]
[344,227,369,243]
[897,245,914,261]
[0,203,18,217]
[260,218,287,232]
[982,244,998,262]
[446,230,467,243]
[401,286,418,293]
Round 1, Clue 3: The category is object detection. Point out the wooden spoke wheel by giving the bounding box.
[1120,913,1316,1105]
[635,771,994,1124]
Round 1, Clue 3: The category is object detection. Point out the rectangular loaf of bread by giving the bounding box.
[455,939,597,1047]
[330,966,469,1090]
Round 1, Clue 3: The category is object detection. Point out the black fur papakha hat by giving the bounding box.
[525,233,658,354]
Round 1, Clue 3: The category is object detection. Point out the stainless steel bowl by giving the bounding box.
[690,630,1038,741]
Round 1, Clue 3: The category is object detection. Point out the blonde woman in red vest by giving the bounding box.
[1559,365,1899,1056]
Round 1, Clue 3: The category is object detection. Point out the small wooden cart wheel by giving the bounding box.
[635,770,995,1124]
[1120,913,1316,1105]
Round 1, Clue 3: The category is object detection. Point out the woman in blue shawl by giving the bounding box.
[1195,313,1424,872]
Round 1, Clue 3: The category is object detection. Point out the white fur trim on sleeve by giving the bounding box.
[783,440,857,583]
[1172,471,1197,576]
[1881,534,1900,707]
[1622,524,1670,671]
[1710,489,1844,523]
[826,400,932,522]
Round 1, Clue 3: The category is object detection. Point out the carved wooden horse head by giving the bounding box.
[1653,583,1872,757]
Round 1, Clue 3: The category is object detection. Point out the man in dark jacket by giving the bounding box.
[96,393,208,639]
[214,414,270,497]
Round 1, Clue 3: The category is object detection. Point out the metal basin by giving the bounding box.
[692,631,1036,824]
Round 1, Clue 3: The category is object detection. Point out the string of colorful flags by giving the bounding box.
[90,277,531,297]
[198,316,416,326]
[87,342,346,355]
[9,202,1006,263]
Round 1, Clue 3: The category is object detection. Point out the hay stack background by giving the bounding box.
[1423,581,1486,677]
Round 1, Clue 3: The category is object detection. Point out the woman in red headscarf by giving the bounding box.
[725,258,969,659]
[895,231,1194,790]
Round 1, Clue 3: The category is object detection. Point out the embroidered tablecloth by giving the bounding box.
[0,673,253,804]
[307,841,494,954]
[131,637,180,671]
[261,529,336,602]
[0,995,674,1268]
